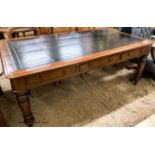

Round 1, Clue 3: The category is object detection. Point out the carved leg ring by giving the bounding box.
[134,55,147,84]
[15,91,34,127]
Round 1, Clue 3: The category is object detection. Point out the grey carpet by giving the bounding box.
[0,62,155,127]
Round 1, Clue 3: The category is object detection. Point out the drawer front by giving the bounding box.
[42,65,77,81]
[121,47,148,60]
[80,54,121,72]
[26,65,77,87]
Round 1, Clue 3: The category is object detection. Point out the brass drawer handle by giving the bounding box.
[62,70,66,74]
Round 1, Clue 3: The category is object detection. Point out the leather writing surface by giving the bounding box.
[7,29,142,71]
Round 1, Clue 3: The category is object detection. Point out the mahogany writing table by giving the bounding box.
[0,28,153,126]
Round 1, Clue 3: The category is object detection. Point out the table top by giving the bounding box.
[0,28,153,78]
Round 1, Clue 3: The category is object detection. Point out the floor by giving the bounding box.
[1,62,155,127]
[135,114,155,127]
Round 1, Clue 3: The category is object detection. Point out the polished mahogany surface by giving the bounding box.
[7,29,143,71]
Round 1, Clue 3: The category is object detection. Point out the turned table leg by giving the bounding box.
[0,86,3,95]
[134,55,147,84]
[15,91,34,127]
[0,109,7,127]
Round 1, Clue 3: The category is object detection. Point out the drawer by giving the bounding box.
[26,65,77,86]
[42,65,77,80]
[121,47,148,60]
[80,54,121,72]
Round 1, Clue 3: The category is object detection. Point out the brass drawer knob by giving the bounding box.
[88,63,92,67]
[62,70,66,74]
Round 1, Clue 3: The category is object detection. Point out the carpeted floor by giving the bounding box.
[0,62,155,127]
